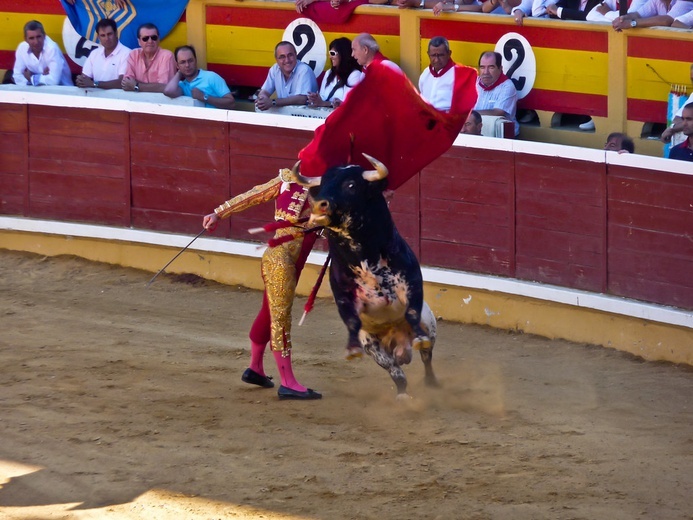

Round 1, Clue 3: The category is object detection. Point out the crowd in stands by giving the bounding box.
[6,10,693,161]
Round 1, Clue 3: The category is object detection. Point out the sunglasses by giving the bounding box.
[140,35,158,42]
[329,50,338,57]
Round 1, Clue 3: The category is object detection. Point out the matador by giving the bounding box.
[203,168,321,400]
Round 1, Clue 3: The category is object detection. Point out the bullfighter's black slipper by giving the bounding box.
[277,385,322,400]
[241,368,275,388]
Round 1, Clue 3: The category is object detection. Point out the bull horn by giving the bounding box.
[291,160,322,187]
[361,153,388,182]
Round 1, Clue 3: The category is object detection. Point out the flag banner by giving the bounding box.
[59,0,188,50]
[298,61,478,190]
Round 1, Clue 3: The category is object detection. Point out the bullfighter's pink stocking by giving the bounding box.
[273,351,307,392]
[249,341,267,376]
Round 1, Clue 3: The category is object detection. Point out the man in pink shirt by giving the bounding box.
[121,23,176,93]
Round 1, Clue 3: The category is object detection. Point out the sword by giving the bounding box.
[146,228,206,288]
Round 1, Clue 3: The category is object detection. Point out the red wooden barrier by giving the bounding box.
[1,104,691,311]
[0,104,28,216]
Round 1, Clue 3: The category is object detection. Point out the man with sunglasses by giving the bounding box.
[122,23,176,93]
[255,41,317,111]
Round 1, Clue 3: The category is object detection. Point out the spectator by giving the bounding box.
[461,110,484,135]
[604,132,635,153]
[546,0,602,20]
[418,36,469,113]
[75,18,130,90]
[12,20,73,86]
[202,170,322,400]
[612,0,693,29]
[255,41,318,111]
[164,45,235,109]
[661,63,693,146]
[474,51,519,136]
[586,0,648,21]
[121,23,176,93]
[351,33,401,74]
[672,0,693,25]
[668,102,693,162]
[307,37,362,109]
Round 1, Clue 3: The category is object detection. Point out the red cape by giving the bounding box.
[298,61,478,190]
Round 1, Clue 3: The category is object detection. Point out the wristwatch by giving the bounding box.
[134,82,139,92]
[630,19,637,27]
[420,0,425,6]
[272,99,277,106]
[203,93,209,102]
[93,80,99,88]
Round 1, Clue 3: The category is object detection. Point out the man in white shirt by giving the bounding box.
[12,20,73,86]
[418,36,462,113]
[75,18,130,90]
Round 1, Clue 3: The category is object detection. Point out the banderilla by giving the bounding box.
[146,228,206,288]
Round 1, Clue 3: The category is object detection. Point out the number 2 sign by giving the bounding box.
[495,33,536,100]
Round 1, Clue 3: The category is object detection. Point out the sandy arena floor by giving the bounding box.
[0,250,691,520]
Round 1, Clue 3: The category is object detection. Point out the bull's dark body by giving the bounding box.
[309,165,437,397]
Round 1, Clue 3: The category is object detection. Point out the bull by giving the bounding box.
[294,154,438,399]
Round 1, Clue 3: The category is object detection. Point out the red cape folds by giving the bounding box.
[298,61,478,190]
[301,0,369,24]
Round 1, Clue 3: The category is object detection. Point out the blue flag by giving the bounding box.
[60,0,188,51]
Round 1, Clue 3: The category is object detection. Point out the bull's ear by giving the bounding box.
[361,153,388,182]
[291,160,322,187]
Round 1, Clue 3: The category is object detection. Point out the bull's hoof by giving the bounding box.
[425,375,440,388]
[413,335,431,351]
[345,346,363,360]
[396,393,413,401]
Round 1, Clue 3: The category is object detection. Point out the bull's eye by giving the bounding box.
[345,180,356,191]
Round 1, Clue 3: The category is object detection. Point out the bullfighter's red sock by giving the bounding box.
[273,350,307,392]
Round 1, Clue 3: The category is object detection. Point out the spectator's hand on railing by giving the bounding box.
[255,91,273,111]
[546,3,559,16]
[75,74,95,88]
[514,10,525,25]
[295,0,316,13]
[612,15,635,31]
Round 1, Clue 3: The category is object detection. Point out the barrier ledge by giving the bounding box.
[3,86,687,172]
[1,216,691,366]
[0,85,326,131]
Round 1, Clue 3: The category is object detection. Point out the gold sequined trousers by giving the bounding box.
[249,227,317,355]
